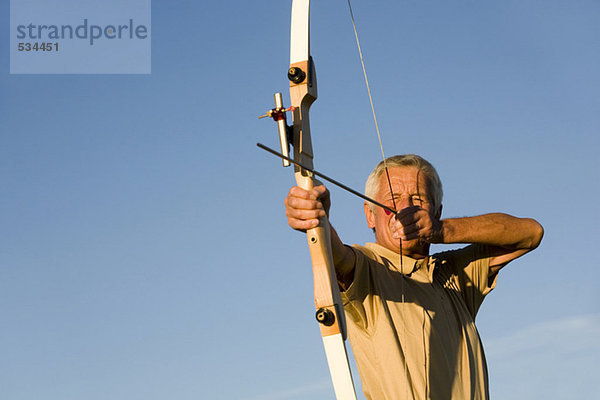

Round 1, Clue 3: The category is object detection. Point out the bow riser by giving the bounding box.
[290,59,317,168]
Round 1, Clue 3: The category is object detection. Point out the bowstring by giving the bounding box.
[346,0,409,395]
[345,0,398,223]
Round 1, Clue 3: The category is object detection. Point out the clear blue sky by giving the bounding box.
[1,1,599,399]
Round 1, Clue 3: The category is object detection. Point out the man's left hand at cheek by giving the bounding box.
[390,206,444,244]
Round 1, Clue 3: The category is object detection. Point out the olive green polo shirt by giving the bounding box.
[342,242,496,400]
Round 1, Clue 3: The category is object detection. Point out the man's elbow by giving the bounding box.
[524,219,544,250]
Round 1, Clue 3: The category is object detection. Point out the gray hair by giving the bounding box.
[364,154,443,213]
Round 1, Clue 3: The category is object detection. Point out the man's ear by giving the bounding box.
[364,202,376,229]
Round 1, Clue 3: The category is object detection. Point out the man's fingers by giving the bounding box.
[287,216,320,231]
[288,185,327,200]
[285,205,326,220]
[395,206,421,222]
[312,184,329,197]
[285,201,324,231]
[288,185,316,200]
[391,222,420,240]
[391,209,430,241]
[285,193,325,213]
[284,185,329,232]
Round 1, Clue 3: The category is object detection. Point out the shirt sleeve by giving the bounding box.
[340,245,375,333]
[437,244,496,318]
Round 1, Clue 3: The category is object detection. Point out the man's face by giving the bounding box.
[364,166,439,257]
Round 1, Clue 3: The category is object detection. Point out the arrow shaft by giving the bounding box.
[257,142,396,215]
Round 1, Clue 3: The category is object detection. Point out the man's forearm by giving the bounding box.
[439,213,544,250]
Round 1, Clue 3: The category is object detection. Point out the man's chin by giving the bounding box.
[401,239,429,258]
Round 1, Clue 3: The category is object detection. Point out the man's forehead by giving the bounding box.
[377,166,429,194]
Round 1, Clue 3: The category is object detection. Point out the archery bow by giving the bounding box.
[261,1,357,399]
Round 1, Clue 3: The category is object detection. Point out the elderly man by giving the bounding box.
[285,154,543,400]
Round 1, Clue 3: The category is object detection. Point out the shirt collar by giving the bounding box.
[364,242,434,280]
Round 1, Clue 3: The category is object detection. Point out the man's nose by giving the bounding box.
[397,196,413,210]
